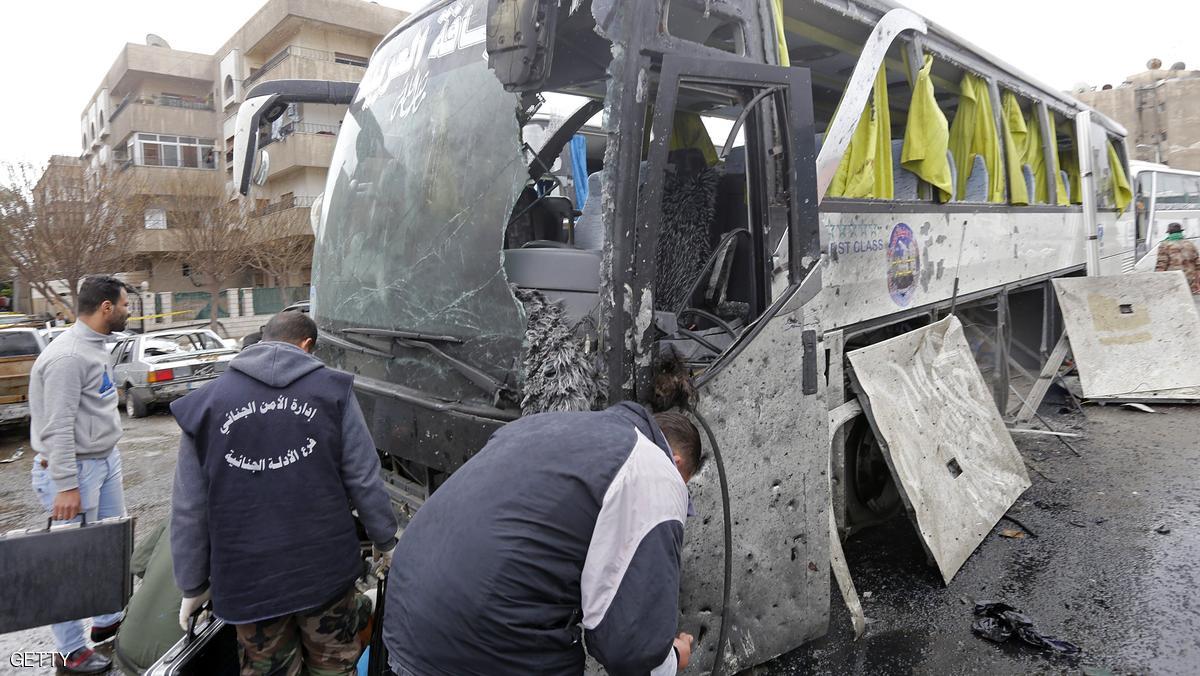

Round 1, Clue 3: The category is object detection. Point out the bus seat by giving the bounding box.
[964,154,989,202]
[503,247,602,321]
[946,150,958,201]
[1061,170,1071,203]
[1022,164,1036,202]
[892,140,919,200]
[574,171,605,250]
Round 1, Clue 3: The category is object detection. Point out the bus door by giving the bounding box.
[632,53,828,673]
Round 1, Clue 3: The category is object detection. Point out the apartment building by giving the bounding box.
[78,0,406,299]
[1075,60,1200,170]
[24,156,87,315]
[33,156,85,231]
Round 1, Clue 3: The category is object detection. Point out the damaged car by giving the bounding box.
[110,329,237,417]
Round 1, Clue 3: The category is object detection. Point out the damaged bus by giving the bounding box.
[231,0,1134,671]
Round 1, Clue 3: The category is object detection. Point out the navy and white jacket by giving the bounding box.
[170,342,398,624]
[383,402,689,676]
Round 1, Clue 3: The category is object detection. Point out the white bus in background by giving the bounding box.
[1131,161,1200,271]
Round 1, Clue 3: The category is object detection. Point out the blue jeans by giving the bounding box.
[31,449,128,654]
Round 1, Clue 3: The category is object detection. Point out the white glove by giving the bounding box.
[372,542,396,575]
[179,588,212,632]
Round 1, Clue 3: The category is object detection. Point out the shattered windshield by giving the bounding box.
[314,0,528,398]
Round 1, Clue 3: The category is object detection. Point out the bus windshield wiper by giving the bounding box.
[335,327,510,403]
[341,327,463,344]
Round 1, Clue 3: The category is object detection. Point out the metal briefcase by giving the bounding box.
[0,516,134,634]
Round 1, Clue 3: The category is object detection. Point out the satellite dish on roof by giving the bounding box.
[146,34,171,49]
[1170,62,1187,71]
[1147,58,1163,70]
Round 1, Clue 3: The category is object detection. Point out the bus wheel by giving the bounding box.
[845,417,902,520]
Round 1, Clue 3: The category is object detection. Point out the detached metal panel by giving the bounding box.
[847,315,1030,585]
[682,314,830,674]
[1053,273,1200,400]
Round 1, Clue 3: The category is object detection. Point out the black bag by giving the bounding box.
[0,516,134,634]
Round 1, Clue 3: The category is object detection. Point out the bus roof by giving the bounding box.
[1129,161,1200,178]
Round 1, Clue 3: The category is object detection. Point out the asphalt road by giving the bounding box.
[765,403,1199,676]
[0,403,1196,675]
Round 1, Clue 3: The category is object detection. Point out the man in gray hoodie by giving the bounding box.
[170,311,398,675]
[29,274,132,674]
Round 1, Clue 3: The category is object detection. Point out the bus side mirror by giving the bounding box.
[232,80,359,195]
[233,95,278,196]
[487,0,559,92]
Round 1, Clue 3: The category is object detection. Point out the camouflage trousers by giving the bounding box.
[234,587,372,676]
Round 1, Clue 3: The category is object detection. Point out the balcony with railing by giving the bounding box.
[258,123,339,178]
[110,93,215,123]
[244,45,370,90]
[253,195,319,217]
[260,121,339,148]
[109,94,219,146]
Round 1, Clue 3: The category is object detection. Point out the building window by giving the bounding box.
[334,52,369,67]
[99,110,105,127]
[144,208,167,230]
[134,133,217,169]
[224,75,234,99]
[181,262,192,278]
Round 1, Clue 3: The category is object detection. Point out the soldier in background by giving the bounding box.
[1155,222,1200,294]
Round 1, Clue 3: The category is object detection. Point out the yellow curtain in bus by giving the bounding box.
[901,55,953,202]
[771,0,790,67]
[1044,118,1069,206]
[668,111,718,167]
[1022,106,1048,204]
[1060,124,1082,204]
[948,73,1005,202]
[1108,140,1133,212]
[829,67,893,199]
[1001,91,1030,205]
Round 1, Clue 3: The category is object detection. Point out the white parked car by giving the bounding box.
[110,329,237,417]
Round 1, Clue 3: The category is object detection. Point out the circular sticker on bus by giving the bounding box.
[887,223,920,307]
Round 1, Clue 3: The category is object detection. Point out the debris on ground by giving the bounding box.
[1120,403,1161,414]
[999,529,1027,539]
[1000,514,1039,538]
[971,601,1081,655]
[1007,427,1084,439]
[1155,525,1171,535]
[0,448,24,464]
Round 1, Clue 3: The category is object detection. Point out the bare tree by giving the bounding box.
[246,208,314,289]
[0,161,140,318]
[156,172,257,332]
